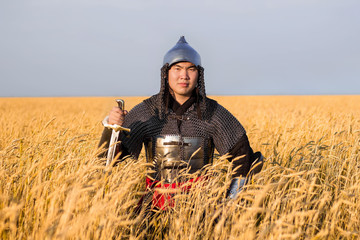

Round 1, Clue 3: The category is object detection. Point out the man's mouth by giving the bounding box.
[178,83,188,87]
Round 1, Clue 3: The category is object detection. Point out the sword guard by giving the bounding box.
[102,116,131,132]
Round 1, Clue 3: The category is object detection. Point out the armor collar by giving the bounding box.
[169,91,197,116]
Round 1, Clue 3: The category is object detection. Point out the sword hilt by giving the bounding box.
[102,99,131,132]
[115,99,130,132]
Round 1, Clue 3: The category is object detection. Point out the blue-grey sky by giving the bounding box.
[1,0,359,97]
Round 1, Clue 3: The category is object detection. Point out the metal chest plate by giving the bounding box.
[144,135,214,183]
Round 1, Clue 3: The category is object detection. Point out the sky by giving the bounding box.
[0,0,359,97]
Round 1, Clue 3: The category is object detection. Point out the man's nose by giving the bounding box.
[180,70,189,79]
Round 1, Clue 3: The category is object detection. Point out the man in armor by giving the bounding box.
[98,36,262,209]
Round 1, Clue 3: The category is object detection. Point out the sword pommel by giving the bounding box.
[116,99,124,111]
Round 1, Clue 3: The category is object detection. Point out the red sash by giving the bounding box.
[143,176,203,210]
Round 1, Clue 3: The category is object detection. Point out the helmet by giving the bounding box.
[157,36,207,120]
[163,36,201,66]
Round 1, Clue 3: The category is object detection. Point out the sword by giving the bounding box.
[102,99,131,166]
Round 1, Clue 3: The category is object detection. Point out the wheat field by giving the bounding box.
[1,95,359,239]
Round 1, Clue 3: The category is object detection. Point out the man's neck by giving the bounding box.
[169,93,197,116]
[173,96,189,105]
[171,93,191,105]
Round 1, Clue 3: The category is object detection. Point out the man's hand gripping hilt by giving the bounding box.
[103,99,131,166]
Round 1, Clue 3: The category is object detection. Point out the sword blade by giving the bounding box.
[106,129,120,166]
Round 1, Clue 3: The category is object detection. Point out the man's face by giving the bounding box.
[168,62,198,102]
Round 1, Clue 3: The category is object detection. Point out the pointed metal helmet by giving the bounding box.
[163,36,201,66]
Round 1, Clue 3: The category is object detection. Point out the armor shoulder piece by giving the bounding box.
[124,101,151,124]
[202,97,218,120]
[210,102,246,155]
[143,94,161,116]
